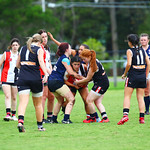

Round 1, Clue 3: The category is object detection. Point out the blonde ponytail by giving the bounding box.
[27,37,34,53]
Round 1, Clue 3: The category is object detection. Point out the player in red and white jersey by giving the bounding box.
[0,38,20,121]
[38,29,55,123]
[63,56,87,105]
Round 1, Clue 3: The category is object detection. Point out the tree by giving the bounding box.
[83,38,108,60]
[0,0,60,52]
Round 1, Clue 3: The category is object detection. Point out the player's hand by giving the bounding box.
[47,32,54,40]
[122,74,126,79]
[74,79,79,85]
[43,74,48,83]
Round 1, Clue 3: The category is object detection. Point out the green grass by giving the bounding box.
[0,81,150,150]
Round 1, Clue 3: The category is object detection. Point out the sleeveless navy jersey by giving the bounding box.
[18,45,41,81]
[49,54,69,82]
[91,59,107,82]
[128,48,146,77]
[141,45,150,59]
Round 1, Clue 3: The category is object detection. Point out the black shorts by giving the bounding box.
[17,80,43,93]
[125,76,146,88]
[92,81,109,95]
[48,79,64,92]
[68,86,87,94]
[69,86,77,94]
[2,82,17,86]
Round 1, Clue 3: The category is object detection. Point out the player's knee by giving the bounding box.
[68,98,75,105]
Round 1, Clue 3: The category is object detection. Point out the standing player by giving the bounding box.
[140,33,150,115]
[38,29,55,123]
[0,38,20,121]
[75,49,110,123]
[48,42,81,124]
[117,34,150,125]
[16,34,48,132]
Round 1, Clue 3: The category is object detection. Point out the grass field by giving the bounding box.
[0,81,150,150]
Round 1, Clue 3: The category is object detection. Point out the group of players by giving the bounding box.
[0,30,150,132]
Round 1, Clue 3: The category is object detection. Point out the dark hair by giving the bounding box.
[81,44,90,49]
[127,34,140,55]
[8,38,20,50]
[38,29,49,50]
[56,42,69,57]
[38,29,47,35]
[71,56,81,63]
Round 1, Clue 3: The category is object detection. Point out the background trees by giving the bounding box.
[0,0,150,59]
[0,0,60,52]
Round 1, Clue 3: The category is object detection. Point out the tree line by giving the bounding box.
[0,0,150,59]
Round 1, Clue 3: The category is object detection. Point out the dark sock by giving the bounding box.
[6,108,11,116]
[37,121,43,129]
[12,111,16,116]
[101,112,108,120]
[43,114,44,119]
[52,115,57,121]
[47,112,53,119]
[144,96,149,112]
[123,108,129,117]
[140,113,144,118]
[18,115,24,125]
[90,112,99,118]
[64,114,70,121]
[94,112,99,119]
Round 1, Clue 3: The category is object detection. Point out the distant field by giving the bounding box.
[0,81,149,150]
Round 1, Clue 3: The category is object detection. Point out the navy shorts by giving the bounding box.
[17,80,43,93]
[125,76,146,88]
[92,80,109,95]
[48,79,64,92]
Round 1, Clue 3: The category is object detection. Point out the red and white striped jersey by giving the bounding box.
[1,50,18,83]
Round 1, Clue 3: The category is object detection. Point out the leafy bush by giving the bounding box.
[83,38,108,60]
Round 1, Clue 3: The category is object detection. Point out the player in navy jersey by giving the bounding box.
[48,42,81,124]
[117,34,150,125]
[16,34,48,132]
[140,33,150,115]
[0,38,20,121]
[75,49,110,123]
[38,29,55,123]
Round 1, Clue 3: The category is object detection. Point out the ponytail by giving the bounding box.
[133,44,140,55]
[27,37,34,53]
[90,50,97,72]
[80,49,98,72]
